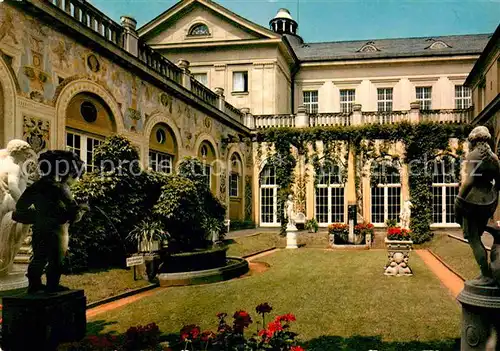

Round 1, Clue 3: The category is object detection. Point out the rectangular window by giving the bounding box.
[230,173,239,197]
[416,86,432,110]
[232,71,248,92]
[66,131,102,173]
[193,73,208,87]
[303,91,319,114]
[202,164,211,189]
[377,88,393,112]
[149,151,173,174]
[455,85,471,109]
[340,89,355,113]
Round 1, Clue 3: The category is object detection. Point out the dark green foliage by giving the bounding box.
[256,122,471,244]
[229,220,256,231]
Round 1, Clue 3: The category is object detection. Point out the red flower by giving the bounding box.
[233,310,252,333]
[291,346,305,351]
[179,324,201,341]
[256,302,273,315]
[267,320,283,334]
[275,313,296,323]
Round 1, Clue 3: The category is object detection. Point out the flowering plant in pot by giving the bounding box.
[386,227,412,241]
[328,223,348,244]
[354,222,375,245]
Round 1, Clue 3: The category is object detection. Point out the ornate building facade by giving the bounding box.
[0,0,495,228]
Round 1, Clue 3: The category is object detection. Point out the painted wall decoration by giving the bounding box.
[0,8,18,45]
[245,175,252,220]
[219,170,227,203]
[23,116,50,153]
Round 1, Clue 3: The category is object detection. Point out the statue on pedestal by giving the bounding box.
[399,200,412,230]
[284,194,297,231]
[455,126,500,287]
[0,140,35,281]
[13,150,87,293]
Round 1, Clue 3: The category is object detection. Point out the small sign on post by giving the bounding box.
[126,255,144,267]
[126,255,145,281]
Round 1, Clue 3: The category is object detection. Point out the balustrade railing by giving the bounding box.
[189,78,218,107]
[254,115,295,129]
[420,108,472,124]
[310,113,351,127]
[224,101,244,123]
[362,111,408,124]
[46,0,123,46]
[138,41,183,84]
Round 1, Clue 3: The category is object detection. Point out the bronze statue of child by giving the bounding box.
[12,150,87,293]
[455,126,500,286]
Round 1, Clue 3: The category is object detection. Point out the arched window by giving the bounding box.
[260,165,280,226]
[370,160,401,224]
[65,93,116,172]
[198,141,216,192]
[229,153,244,220]
[188,23,210,37]
[315,160,345,224]
[431,158,459,225]
[149,123,178,174]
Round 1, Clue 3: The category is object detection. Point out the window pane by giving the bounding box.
[86,137,102,172]
[233,72,248,92]
[230,174,239,197]
[371,187,385,224]
[331,187,345,223]
[193,73,208,86]
[315,187,329,224]
[303,91,318,114]
[416,87,432,110]
[377,88,393,112]
[340,89,355,113]
[455,85,471,109]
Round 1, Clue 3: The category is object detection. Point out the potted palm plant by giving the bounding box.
[305,218,319,233]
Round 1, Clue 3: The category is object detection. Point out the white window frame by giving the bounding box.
[149,150,173,174]
[202,164,211,189]
[377,88,393,112]
[315,182,345,226]
[193,73,208,87]
[416,86,432,110]
[370,165,401,226]
[431,160,460,227]
[455,85,472,109]
[232,71,248,93]
[66,130,103,173]
[229,173,239,197]
[303,90,319,114]
[340,89,355,113]
[260,167,280,227]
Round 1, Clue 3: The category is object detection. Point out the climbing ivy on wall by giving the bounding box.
[255,122,471,243]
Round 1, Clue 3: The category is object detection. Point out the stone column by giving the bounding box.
[176,59,191,90]
[241,108,255,129]
[295,105,309,128]
[352,104,362,125]
[457,282,500,350]
[409,102,421,123]
[120,16,138,57]
[346,145,357,243]
[214,87,225,111]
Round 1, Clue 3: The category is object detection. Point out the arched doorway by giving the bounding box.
[148,123,178,174]
[65,92,116,172]
[260,165,280,226]
[370,160,401,225]
[315,159,346,225]
[198,140,217,194]
[228,153,243,220]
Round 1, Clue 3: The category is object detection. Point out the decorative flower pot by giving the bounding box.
[384,238,413,276]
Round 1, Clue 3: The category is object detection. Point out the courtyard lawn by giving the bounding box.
[88,250,461,350]
[60,268,151,304]
[421,234,479,280]
[225,232,280,257]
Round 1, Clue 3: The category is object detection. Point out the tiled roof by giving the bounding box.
[293,34,491,61]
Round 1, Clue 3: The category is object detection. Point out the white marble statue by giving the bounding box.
[400,200,413,230]
[0,140,35,277]
[284,194,296,229]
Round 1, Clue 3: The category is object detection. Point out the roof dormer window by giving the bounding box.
[425,39,451,50]
[358,41,380,52]
[188,23,210,37]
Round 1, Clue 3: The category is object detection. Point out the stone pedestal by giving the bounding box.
[2,289,86,351]
[384,239,413,276]
[286,225,298,249]
[457,281,500,350]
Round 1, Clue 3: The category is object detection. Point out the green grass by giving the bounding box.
[225,232,280,257]
[420,234,479,280]
[60,268,151,303]
[88,250,461,350]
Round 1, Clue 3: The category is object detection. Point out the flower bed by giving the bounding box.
[386,227,412,241]
[328,223,374,245]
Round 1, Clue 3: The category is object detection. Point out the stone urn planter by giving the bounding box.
[384,238,413,276]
